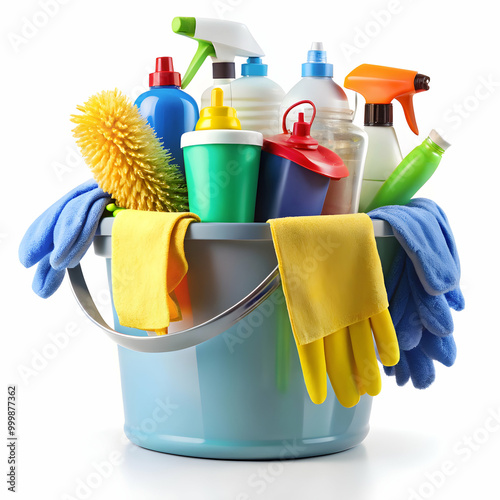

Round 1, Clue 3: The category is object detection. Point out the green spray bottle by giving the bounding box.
[366,129,451,211]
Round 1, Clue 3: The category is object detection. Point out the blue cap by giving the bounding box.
[241,57,268,76]
[301,42,333,77]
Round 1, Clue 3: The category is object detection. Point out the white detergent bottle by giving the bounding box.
[280,42,368,214]
[344,64,431,212]
[231,57,285,136]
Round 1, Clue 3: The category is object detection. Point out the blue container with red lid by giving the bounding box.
[254,100,348,222]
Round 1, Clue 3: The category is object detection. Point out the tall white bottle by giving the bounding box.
[344,64,431,212]
[280,42,367,214]
[231,57,285,136]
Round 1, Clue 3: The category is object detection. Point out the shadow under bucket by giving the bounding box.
[71,220,396,460]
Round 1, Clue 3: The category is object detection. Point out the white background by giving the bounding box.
[2,0,499,499]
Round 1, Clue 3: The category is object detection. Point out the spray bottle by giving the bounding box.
[344,64,430,212]
[172,17,264,108]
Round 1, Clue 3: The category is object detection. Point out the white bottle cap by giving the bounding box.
[429,129,451,151]
[310,41,324,51]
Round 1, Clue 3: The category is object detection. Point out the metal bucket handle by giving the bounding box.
[68,219,392,354]
[68,264,281,353]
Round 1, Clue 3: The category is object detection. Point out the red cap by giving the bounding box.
[263,100,348,180]
[149,57,181,87]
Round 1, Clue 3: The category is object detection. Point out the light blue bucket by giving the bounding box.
[70,220,395,460]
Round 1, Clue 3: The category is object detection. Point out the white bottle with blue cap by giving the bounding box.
[280,42,368,214]
[231,57,285,136]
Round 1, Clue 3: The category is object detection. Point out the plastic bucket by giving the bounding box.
[69,219,395,460]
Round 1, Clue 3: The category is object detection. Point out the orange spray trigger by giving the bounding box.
[344,64,430,135]
[396,94,418,135]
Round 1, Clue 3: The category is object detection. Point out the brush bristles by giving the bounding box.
[71,89,189,212]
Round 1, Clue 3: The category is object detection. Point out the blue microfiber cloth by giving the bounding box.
[19,179,98,268]
[51,189,109,269]
[369,199,464,389]
[19,180,111,298]
[370,199,460,296]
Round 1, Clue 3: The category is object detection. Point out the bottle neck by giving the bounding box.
[150,85,180,89]
[424,137,445,155]
[364,103,393,127]
[213,62,235,79]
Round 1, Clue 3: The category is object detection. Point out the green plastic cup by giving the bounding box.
[181,129,263,222]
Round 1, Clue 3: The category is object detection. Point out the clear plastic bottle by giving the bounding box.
[231,57,285,136]
[280,43,367,214]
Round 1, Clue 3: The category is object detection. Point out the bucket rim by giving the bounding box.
[96,218,392,239]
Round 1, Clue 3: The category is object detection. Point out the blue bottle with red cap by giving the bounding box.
[255,100,349,222]
[135,57,199,179]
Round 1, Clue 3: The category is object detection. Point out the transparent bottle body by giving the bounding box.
[316,116,368,214]
[280,77,367,214]
[201,79,234,109]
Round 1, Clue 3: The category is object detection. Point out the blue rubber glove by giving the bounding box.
[32,255,66,299]
[19,180,111,298]
[369,199,464,389]
[384,330,457,389]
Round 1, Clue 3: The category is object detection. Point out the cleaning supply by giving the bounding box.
[280,42,367,215]
[366,129,451,211]
[268,214,400,407]
[134,57,199,179]
[71,89,188,213]
[344,64,431,212]
[172,17,264,108]
[391,331,457,389]
[181,88,263,222]
[81,220,375,458]
[111,210,200,336]
[370,198,462,295]
[369,199,464,389]
[254,100,348,222]
[19,180,111,298]
[231,57,285,136]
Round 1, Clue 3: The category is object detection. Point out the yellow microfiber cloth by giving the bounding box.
[111,210,200,336]
[268,214,399,407]
[269,214,388,344]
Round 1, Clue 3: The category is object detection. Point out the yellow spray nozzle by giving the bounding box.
[195,88,241,130]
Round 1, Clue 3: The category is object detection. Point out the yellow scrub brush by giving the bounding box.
[71,89,188,212]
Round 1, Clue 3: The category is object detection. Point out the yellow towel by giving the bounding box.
[269,214,399,407]
[269,214,388,346]
[111,210,200,335]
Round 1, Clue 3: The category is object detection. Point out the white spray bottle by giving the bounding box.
[172,17,264,108]
[344,64,431,212]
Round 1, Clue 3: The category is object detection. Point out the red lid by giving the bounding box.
[263,100,348,180]
[149,57,182,87]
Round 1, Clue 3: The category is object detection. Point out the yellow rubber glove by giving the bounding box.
[296,309,399,407]
[268,214,400,408]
